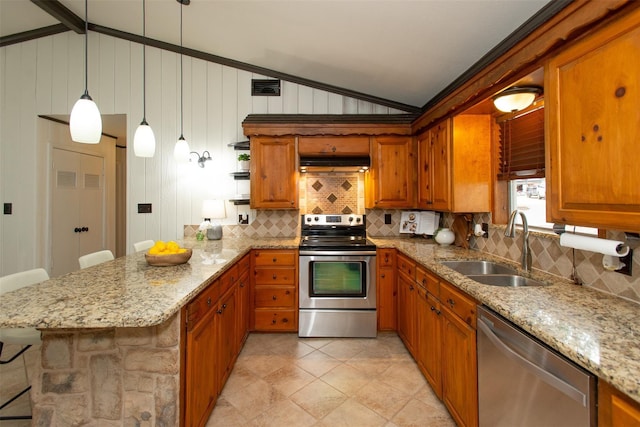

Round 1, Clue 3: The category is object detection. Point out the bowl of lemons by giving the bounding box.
[145,241,192,266]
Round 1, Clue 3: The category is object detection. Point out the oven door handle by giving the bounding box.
[299,250,377,256]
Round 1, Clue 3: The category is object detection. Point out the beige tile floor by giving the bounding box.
[0,333,455,427]
[207,332,455,426]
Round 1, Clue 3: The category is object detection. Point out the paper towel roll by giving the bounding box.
[559,233,630,257]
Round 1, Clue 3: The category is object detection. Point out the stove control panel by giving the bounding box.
[302,214,365,226]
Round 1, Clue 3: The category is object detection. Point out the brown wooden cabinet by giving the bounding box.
[440,280,478,427]
[235,254,251,352]
[418,115,491,213]
[545,8,640,232]
[396,253,417,357]
[366,136,416,209]
[250,136,298,209]
[599,380,640,427]
[415,267,443,399]
[377,248,397,331]
[251,249,298,331]
[216,283,237,392]
[298,136,370,156]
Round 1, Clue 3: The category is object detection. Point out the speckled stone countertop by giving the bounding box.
[0,237,298,330]
[1,235,639,404]
[372,236,640,405]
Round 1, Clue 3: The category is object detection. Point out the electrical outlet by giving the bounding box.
[482,223,489,238]
[137,203,152,214]
[3,203,12,215]
[384,213,392,225]
[238,214,249,225]
[617,248,633,276]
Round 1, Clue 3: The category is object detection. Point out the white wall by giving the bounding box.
[0,32,401,276]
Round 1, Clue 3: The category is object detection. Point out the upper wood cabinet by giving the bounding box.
[298,136,370,156]
[418,115,492,213]
[545,8,640,232]
[366,136,416,209]
[250,136,298,209]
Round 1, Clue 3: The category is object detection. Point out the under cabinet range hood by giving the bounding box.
[299,156,370,173]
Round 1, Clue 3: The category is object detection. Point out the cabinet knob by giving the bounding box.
[272,295,277,300]
[240,282,245,288]
[217,309,223,314]
[272,258,277,263]
[285,290,290,295]
[207,298,211,306]
[222,303,227,309]
[381,273,386,278]
[409,285,414,291]
[272,274,277,280]
[272,319,277,324]
[447,298,455,306]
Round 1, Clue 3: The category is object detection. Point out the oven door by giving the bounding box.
[299,251,376,310]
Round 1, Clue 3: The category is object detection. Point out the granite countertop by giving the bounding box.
[1,235,639,404]
[372,236,640,405]
[0,237,298,330]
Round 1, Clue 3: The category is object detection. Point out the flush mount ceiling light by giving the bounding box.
[190,151,212,168]
[133,0,156,158]
[173,0,190,162]
[493,86,542,113]
[69,0,102,144]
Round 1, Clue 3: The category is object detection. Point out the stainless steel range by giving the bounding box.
[298,214,377,338]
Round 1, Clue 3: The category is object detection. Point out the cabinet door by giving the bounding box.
[217,286,236,392]
[367,136,415,208]
[420,291,443,399]
[545,9,640,232]
[397,272,417,357]
[184,307,217,427]
[250,136,298,209]
[442,306,478,427]
[599,380,640,427]
[430,119,452,211]
[236,266,250,352]
[417,131,433,208]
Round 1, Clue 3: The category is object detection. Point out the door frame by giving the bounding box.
[36,117,117,275]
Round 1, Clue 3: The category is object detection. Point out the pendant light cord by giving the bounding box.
[84,0,89,96]
[142,0,147,122]
[179,2,184,137]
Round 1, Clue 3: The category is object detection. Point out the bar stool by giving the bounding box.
[78,250,114,269]
[0,268,49,420]
[133,240,154,253]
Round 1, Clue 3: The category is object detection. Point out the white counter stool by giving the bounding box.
[0,268,49,421]
[133,240,154,253]
[78,250,114,269]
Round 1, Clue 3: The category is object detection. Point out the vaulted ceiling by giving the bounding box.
[1,0,554,113]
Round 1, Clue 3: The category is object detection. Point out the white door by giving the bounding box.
[51,148,106,276]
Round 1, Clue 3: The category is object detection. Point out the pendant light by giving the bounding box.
[70,0,102,144]
[174,0,190,162]
[133,0,156,157]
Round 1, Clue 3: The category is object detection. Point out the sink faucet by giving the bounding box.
[505,210,532,272]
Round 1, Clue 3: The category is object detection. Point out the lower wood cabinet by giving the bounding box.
[251,249,298,332]
[235,254,251,352]
[377,248,397,331]
[599,380,640,427]
[397,253,417,357]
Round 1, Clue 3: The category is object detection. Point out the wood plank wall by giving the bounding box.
[0,32,401,276]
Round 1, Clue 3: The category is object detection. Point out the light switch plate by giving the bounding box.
[3,203,12,215]
[138,203,152,214]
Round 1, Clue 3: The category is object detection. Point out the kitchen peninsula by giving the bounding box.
[1,236,640,425]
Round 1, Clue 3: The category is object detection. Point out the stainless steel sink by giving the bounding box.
[467,274,546,287]
[440,260,518,276]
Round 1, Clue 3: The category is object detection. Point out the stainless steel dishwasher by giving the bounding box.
[477,306,596,427]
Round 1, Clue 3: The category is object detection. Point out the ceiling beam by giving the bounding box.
[0,24,68,48]
[31,0,85,34]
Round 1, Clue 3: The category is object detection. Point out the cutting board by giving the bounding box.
[452,214,472,248]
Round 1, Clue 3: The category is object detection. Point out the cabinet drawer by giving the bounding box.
[298,136,370,156]
[254,267,296,285]
[254,287,296,308]
[186,283,217,330]
[377,248,396,268]
[440,281,476,328]
[254,310,297,331]
[416,266,440,298]
[219,264,239,295]
[397,253,415,279]
[253,250,297,266]
[237,253,251,274]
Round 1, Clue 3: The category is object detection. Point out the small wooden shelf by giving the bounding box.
[227,141,250,150]
[230,172,250,180]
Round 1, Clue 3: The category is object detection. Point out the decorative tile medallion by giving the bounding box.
[327,193,338,204]
[341,180,353,191]
[312,180,323,192]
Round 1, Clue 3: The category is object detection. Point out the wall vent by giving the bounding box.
[252,79,281,96]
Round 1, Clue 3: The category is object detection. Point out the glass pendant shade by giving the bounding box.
[70,93,102,143]
[174,136,190,162]
[133,121,156,157]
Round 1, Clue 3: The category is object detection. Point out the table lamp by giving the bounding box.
[202,199,226,240]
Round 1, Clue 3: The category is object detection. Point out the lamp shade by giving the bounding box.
[202,199,226,220]
[493,86,542,113]
[70,94,102,143]
[133,121,156,157]
[174,136,190,162]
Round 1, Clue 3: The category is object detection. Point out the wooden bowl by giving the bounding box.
[145,249,192,266]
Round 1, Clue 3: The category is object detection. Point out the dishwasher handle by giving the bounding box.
[478,315,587,407]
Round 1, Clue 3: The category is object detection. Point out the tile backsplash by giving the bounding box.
[299,172,365,214]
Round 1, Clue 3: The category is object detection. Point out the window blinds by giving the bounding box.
[498,106,545,181]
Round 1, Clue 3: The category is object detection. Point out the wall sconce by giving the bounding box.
[493,86,542,113]
[190,151,212,168]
